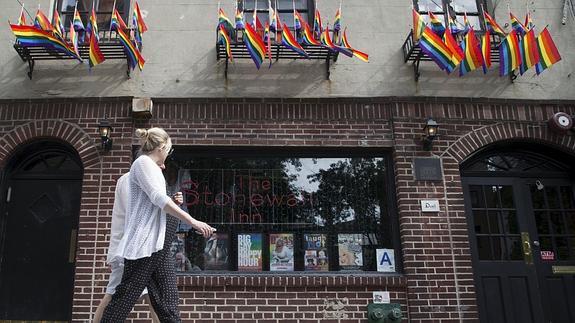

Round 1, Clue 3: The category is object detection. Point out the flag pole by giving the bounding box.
[274,0,278,41]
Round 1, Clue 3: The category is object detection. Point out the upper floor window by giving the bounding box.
[414,0,485,32]
[239,0,315,29]
[55,0,130,31]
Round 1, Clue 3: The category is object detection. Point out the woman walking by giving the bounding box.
[101,127,214,322]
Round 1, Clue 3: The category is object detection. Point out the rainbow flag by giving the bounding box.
[111,8,128,31]
[313,9,322,38]
[89,28,105,68]
[419,26,456,73]
[519,28,539,74]
[10,24,80,61]
[443,28,464,67]
[510,12,526,35]
[341,28,369,62]
[524,12,534,31]
[52,11,65,40]
[218,8,234,33]
[235,8,244,29]
[301,20,321,46]
[484,11,506,36]
[333,8,342,32]
[448,16,460,34]
[263,21,273,67]
[34,10,53,31]
[69,22,81,59]
[89,6,99,41]
[319,26,352,57]
[73,7,85,31]
[294,10,303,31]
[499,30,522,76]
[481,30,491,73]
[243,22,266,69]
[428,12,445,37]
[117,27,145,70]
[463,12,472,34]
[535,27,561,75]
[218,24,233,61]
[252,11,264,31]
[133,2,148,34]
[269,6,278,32]
[412,9,426,41]
[459,29,484,76]
[281,22,308,57]
[18,5,26,26]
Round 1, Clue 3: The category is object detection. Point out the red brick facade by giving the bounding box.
[0,97,574,322]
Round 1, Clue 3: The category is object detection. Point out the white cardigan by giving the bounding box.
[114,155,171,260]
[106,172,130,265]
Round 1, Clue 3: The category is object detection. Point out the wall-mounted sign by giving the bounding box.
[421,199,440,212]
[373,291,390,304]
[376,248,395,272]
[413,158,442,181]
[541,251,555,261]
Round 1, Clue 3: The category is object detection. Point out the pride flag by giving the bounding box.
[294,10,303,31]
[443,28,463,67]
[69,22,81,60]
[218,24,233,61]
[235,8,244,29]
[333,8,342,32]
[133,2,148,34]
[89,28,105,68]
[419,26,456,73]
[301,20,321,46]
[481,30,491,73]
[524,12,534,31]
[313,9,322,38]
[459,29,484,76]
[10,24,80,61]
[86,6,99,43]
[320,26,353,57]
[341,28,369,62]
[519,28,539,75]
[535,27,561,75]
[34,10,53,31]
[73,7,85,31]
[448,16,460,34]
[281,23,308,57]
[243,22,266,69]
[412,9,426,41]
[218,8,235,37]
[18,5,26,26]
[52,11,65,40]
[111,8,128,31]
[117,27,145,70]
[428,12,445,37]
[463,12,472,34]
[510,12,526,35]
[484,11,505,36]
[499,30,522,76]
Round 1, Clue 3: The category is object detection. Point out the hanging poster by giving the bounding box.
[304,233,329,271]
[203,233,229,270]
[269,233,294,271]
[237,233,263,271]
[338,234,364,270]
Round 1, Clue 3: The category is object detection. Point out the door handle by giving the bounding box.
[521,232,533,265]
[69,229,77,263]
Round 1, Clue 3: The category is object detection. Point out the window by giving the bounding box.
[55,0,129,31]
[164,148,399,273]
[414,0,484,32]
[239,0,315,29]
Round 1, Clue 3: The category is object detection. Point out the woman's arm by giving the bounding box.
[163,199,214,237]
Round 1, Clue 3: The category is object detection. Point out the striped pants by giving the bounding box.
[101,216,181,323]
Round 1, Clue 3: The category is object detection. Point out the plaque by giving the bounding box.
[414,158,442,181]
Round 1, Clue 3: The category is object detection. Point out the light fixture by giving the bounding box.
[98,118,113,151]
[422,117,439,151]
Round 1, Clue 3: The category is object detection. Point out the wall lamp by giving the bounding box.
[98,118,113,151]
[422,117,439,151]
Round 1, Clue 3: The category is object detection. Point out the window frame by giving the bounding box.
[53,0,130,31]
[413,0,488,33]
[239,0,315,30]
[158,146,402,274]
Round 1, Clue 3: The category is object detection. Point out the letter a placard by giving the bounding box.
[376,249,395,272]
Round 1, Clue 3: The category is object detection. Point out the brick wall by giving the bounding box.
[0,97,574,322]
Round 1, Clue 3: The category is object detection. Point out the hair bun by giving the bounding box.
[135,128,148,139]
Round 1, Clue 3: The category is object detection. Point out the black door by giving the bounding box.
[0,142,82,321]
[462,145,575,323]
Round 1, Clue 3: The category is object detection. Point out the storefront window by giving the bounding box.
[164,148,397,273]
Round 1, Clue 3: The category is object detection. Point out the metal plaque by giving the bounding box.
[414,158,442,181]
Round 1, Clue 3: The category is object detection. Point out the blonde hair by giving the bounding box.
[135,127,171,154]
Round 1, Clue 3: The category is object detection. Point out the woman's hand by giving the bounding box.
[172,192,184,206]
[191,219,216,238]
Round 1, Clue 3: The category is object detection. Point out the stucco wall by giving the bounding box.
[0,0,574,99]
